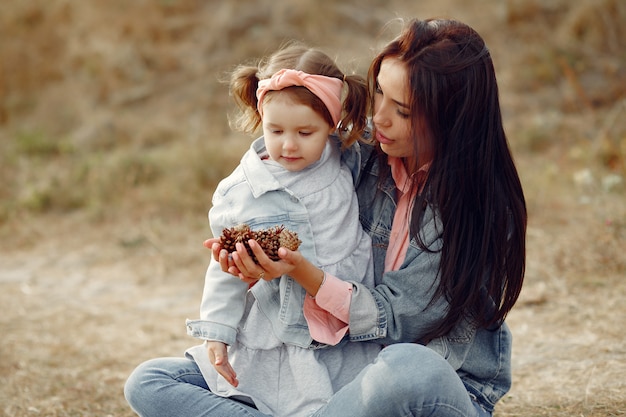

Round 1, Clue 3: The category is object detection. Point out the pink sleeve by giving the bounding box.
[303,273,353,345]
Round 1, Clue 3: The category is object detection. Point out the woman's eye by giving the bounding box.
[374,84,382,95]
[397,110,410,119]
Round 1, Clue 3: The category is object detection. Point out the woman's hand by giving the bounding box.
[236,240,324,296]
[203,237,318,292]
[206,341,239,387]
[204,237,301,280]
[233,240,300,281]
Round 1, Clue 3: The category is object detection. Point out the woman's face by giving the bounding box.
[261,92,334,172]
[372,57,415,163]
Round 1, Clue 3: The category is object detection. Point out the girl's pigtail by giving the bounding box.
[338,74,369,148]
[230,66,263,134]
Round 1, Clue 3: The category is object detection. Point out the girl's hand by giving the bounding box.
[203,238,245,278]
[206,341,239,387]
[203,238,221,261]
[202,238,259,284]
[203,238,231,268]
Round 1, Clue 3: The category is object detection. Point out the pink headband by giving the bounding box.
[256,69,343,126]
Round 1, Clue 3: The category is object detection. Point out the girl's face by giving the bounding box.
[372,57,416,164]
[261,92,334,172]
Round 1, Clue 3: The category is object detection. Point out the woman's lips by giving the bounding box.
[375,131,393,145]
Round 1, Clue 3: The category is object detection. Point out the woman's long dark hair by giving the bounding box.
[368,19,527,341]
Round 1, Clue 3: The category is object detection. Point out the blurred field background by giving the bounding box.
[1,0,625,416]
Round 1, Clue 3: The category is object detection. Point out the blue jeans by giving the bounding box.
[124,357,270,417]
[312,344,491,417]
[124,344,491,417]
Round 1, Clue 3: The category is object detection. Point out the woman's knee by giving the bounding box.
[375,343,453,392]
[124,357,188,410]
[125,357,207,397]
[124,358,158,408]
[379,343,443,368]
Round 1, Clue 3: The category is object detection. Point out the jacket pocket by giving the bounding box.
[279,277,309,329]
[427,319,476,370]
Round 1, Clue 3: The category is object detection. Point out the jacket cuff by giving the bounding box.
[185,319,237,346]
[314,273,353,323]
[346,283,386,340]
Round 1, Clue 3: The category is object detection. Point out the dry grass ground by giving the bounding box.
[1,0,625,416]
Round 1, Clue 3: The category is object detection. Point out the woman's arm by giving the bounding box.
[205,223,451,346]
[205,237,353,346]
[236,239,326,297]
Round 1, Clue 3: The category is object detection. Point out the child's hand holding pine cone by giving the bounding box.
[219,223,302,263]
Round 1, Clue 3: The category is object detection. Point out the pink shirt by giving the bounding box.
[304,157,428,345]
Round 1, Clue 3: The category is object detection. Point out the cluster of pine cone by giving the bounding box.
[219,223,301,262]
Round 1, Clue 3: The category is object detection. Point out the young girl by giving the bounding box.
[125,43,379,417]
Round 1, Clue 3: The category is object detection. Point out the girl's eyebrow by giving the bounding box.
[264,122,319,130]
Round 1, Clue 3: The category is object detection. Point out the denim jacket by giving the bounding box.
[341,141,512,413]
[187,135,373,349]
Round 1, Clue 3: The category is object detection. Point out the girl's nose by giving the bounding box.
[282,135,298,151]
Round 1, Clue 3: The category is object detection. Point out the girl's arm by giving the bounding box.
[189,192,252,346]
[206,341,239,387]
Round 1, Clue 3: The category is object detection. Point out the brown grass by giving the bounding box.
[1,0,625,416]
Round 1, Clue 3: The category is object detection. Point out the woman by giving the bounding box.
[215,18,527,416]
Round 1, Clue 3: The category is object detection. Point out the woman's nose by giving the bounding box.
[373,104,390,127]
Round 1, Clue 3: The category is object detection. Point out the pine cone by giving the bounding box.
[219,223,301,263]
[219,223,254,257]
[278,228,302,252]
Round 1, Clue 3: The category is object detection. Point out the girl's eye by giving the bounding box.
[299,131,312,137]
[271,129,283,134]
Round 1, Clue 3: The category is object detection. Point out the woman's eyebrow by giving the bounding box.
[376,77,410,109]
[393,99,410,109]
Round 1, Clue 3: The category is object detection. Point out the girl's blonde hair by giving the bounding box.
[229,42,368,147]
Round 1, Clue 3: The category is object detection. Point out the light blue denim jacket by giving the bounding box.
[186,135,373,349]
[341,141,512,413]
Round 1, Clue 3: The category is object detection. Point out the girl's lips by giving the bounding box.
[375,131,393,145]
